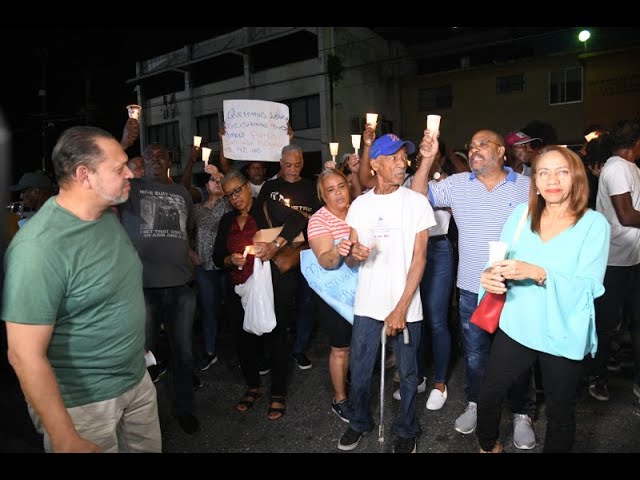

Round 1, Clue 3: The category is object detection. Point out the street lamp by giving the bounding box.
[579,30,591,50]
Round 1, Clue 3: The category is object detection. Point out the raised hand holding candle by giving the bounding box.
[201,147,212,163]
[193,136,202,148]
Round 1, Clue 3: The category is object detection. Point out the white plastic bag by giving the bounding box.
[234,257,276,336]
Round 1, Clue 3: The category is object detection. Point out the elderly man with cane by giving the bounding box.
[336,132,436,453]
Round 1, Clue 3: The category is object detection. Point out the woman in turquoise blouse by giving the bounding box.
[476,146,610,453]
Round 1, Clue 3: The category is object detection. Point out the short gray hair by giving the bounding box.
[52,126,115,185]
[221,169,247,189]
[281,144,303,157]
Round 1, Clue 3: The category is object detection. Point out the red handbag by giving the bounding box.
[470,292,505,333]
[470,208,529,334]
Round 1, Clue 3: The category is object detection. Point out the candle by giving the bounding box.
[351,134,361,153]
[201,147,212,163]
[126,104,141,120]
[283,198,290,208]
[239,245,252,271]
[193,135,202,148]
[167,168,170,178]
[366,113,378,129]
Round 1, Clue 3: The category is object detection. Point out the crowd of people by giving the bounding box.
[2,113,639,453]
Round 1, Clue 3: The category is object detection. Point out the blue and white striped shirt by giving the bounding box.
[428,167,530,293]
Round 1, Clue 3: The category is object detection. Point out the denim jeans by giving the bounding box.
[349,316,422,438]
[459,289,534,414]
[417,237,454,383]
[144,285,196,416]
[292,269,314,355]
[195,267,225,355]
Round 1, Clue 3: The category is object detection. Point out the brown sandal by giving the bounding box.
[267,395,286,421]
[235,388,263,413]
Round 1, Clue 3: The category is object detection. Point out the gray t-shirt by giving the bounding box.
[120,178,193,288]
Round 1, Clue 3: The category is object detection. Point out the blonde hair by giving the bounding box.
[316,168,350,203]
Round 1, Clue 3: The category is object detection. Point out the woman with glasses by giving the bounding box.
[188,171,233,371]
[213,170,306,420]
[476,146,610,453]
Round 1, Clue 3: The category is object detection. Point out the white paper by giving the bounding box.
[488,241,508,264]
[144,350,157,367]
[223,100,290,162]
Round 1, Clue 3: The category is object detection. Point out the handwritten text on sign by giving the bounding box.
[223,100,290,162]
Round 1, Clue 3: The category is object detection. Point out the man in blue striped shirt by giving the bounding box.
[412,128,536,450]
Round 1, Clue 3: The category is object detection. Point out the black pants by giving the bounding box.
[477,329,584,453]
[229,264,292,397]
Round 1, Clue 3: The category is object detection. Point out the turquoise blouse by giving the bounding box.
[480,203,610,360]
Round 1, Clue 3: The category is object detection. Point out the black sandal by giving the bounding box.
[235,388,263,413]
[267,395,286,421]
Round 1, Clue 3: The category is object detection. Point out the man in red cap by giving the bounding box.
[504,131,541,176]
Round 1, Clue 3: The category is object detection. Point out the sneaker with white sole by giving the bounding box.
[426,386,448,410]
[454,401,477,434]
[338,427,365,451]
[513,414,536,449]
[392,376,427,400]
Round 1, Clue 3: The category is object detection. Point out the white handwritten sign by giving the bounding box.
[223,100,290,162]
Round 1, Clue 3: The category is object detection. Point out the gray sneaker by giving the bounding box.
[454,401,477,434]
[513,414,536,449]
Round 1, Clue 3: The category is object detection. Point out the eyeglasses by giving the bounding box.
[223,181,248,200]
[466,139,503,150]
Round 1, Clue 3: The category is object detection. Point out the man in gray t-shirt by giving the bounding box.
[119,142,200,435]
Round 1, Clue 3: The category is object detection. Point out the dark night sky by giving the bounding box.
[1,26,235,183]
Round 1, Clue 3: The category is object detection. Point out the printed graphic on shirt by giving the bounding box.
[139,190,188,239]
[269,190,314,215]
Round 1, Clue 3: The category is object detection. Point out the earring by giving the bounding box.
[536,190,540,195]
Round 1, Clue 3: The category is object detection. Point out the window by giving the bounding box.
[418,85,452,111]
[496,74,525,94]
[549,67,583,105]
[196,114,219,147]
[280,95,320,130]
[147,121,181,164]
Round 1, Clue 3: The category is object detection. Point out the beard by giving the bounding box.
[95,177,129,205]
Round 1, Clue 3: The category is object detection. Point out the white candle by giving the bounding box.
[239,245,251,270]
[283,198,290,207]
[193,136,202,148]
[366,113,378,129]
[351,134,361,153]
[167,168,170,178]
[201,147,212,163]
[127,104,141,120]
[426,114,441,138]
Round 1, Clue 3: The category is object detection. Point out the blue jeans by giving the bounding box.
[195,267,225,355]
[417,237,454,383]
[292,269,314,355]
[144,285,196,416]
[459,289,534,414]
[349,316,422,438]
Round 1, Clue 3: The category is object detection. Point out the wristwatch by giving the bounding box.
[272,239,282,249]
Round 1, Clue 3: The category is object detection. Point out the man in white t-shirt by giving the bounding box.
[590,119,640,402]
[336,133,436,454]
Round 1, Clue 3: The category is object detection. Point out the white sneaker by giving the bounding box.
[512,414,536,449]
[392,376,427,400]
[454,401,477,434]
[426,386,448,410]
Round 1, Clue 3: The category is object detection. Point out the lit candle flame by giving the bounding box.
[283,198,290,207]
[239,245,253,270]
